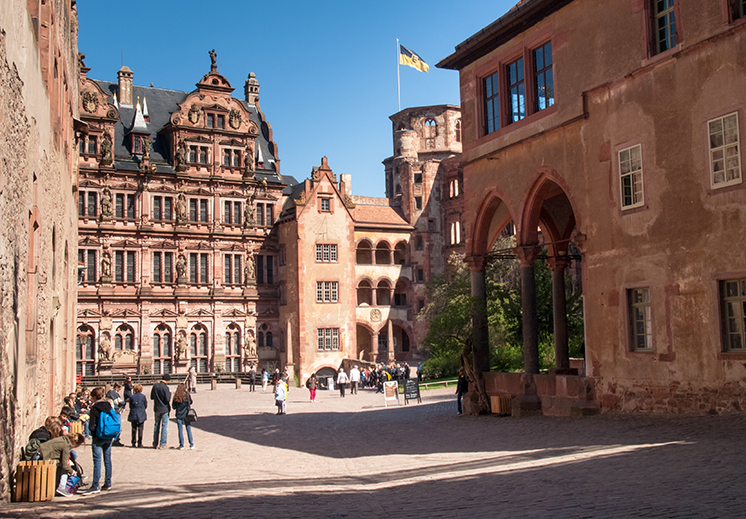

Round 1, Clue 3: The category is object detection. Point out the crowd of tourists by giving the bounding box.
[20,371,198,498]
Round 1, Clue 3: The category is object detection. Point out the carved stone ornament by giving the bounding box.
[82,90,99,113]
[370,308,382,323]
[188,104,201,124]
[229,109,242,129]
[106,108,117,119]
[248,121,259,136]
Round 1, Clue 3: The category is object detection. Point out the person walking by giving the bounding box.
[306,373,318,403]
[336,368,349,398]
[456,368,468,415]
[127,384,147,448]
[172,383,195,450]
[274,377,287,415]
[187,366,197,393]
[150,374,171,449]
[261,369,269,392]
[248,365,256,392]
[82,387,113,494]
[349,365,360,395]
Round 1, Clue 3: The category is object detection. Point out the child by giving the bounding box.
[38,433,85,497]
[274,378,287,415]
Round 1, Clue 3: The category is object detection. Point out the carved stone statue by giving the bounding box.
[101,251,112,279]
[244,251,255,283]
[175,333,188,362]
[176,193,187,225]
[100,186,112,219]
[176,253,187,283]
[244,333,256,357]
[243,197,255,229]
[209,49,217,67]
[99,334,112,362]
[175,139,187,172]
[100,131,113,166]
[243,147,254,179]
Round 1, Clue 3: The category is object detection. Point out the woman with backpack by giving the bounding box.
[172,383,195,450]
[306,373,318,403]
[82,387,115,494]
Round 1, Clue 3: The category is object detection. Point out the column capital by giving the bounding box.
[513,244,542,267]
[464,254,488,272]
[545,255,571,272]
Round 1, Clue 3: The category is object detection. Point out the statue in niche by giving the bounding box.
[176,193,187,224]
[100,186,112,219]
[244,251,255,282]
[243,197,255,229]
[175,139,187,172]
[175,333,188,362]
[101,251,111,278]
[100,131,113,165]
[243,147,254,179]
[176,254,187,281]
[244,333,256,357]
[209,49,217,67]
[142,138,150,161]
[99,334,112,362]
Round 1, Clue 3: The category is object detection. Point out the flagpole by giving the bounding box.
[396,38,401,112]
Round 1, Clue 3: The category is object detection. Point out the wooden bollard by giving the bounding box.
[211,379,217,391]
[235,378,242,389]
[14,460,57,502]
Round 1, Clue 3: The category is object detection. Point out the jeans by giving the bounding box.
[350,381,358,394]
[91,438,112,489]
[153,411,169,447]
[457,392,464,414]
[176,419,194,448]
[83,420,90,437]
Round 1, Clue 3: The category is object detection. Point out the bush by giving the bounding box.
[421,354,461,380]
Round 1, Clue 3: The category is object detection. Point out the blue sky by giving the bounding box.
[78,1,516,197]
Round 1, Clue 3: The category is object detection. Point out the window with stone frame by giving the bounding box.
[455,119,461,143]
[78,249,97,283]
[628,287,652,351]
[316,281,339,303]
[256,203,274,226]
[423,119,437,139]
[224,254,242,285]
[115,193,136,219]
[721,278,746,351]
[619,144,644,209]
[87,135,97,155]
[189,253,209,284]
[223,148,241,168]
[507,57,526,124]
[152,324,172,375]
[152,251,173,284]
[533,41,554,112]
[225,324,242,373]
[224,200,242,225]
[317,328,339,351]
[189,145,209,164]
[651,0,676,55]
[709,112,741,188]
[320,198,331,212]
[189,198,209,223]
[114,250,136,283]
[484,70,501,135]
[415,235,423,251]
[114,324,135,351]
[315,244,338,263]
[76,325,96,376]
[152,195,173,221]
[78,191,98,218]
[415,197,422,210]
[190,325,209,373]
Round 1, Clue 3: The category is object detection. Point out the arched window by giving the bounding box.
[356,241,373,265]
[76,325,95,376]
[225,323,242,373]
[423,118,437,138]
[190,324,209,373]
[257,332,265,349]
[377,280,392,306]
[266,331,273,348]
[153,324,172,375]
[357,280,373,306]
[375,242,392,265]
[114,324,134,351]
[393,242,407,265]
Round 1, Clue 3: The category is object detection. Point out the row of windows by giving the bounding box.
[79,249,275,285]
[618,112,742,209]
[627,277,746,353]
[79,192,276,226]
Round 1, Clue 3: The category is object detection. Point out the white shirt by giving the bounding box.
[349,368,360,382]
[336,371,349,384]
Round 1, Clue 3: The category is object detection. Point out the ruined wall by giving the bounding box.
[0,0,79,501]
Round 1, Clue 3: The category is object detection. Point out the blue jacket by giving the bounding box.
[127,392,148,423]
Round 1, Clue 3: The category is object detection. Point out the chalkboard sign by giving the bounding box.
[404,379,421,404]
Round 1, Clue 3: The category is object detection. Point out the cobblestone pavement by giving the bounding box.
[3,383,746,518]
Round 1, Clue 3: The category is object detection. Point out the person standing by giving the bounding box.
[123,376,134,402]
[248,365,256,392]
[274,377,287,415]
[261,369,269,392]
[349,365,360,395]
[150,374,171,449]
[336,368,349,398]
[172,383,194,450]
[306,373,318,403]
[82,387,113,494]
[187,366,197,394]
[127,384,147,448]
[106,383,125,447]
[456,368,468,415]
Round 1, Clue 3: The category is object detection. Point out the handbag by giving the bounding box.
[187,408,198,423]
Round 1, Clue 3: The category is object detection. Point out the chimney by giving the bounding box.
[244,72,260,104]
[117,66,133,106]
[340,174,351,196]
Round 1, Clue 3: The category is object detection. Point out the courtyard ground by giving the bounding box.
[2,382,746,518]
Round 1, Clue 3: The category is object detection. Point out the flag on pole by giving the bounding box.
[399,45,429,73]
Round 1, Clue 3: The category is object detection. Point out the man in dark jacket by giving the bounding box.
[82,387,113,494]
[150,374,171,449]
[456,368,469,415]
[248,365,256,392]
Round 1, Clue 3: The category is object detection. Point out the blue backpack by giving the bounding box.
[97,407,121,440]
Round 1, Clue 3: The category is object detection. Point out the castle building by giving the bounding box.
[438,0,746,414]
[0,0,80,500]
[75,56,463,383]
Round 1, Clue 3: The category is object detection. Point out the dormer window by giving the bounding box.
[132,135,147,155]
[206,113,225,129]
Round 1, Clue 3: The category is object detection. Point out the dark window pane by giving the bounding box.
[164,253,172,283]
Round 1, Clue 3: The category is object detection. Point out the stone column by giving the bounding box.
[546,255,570,371]
[514,245,542,374]
[465,255,490,374]
[387,320,395,362]
[372,332,379,362]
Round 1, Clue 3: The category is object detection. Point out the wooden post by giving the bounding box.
[211,379,217,390]
[235,378,241,389]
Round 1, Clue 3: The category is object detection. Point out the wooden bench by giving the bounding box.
[14,460,57,502]
[69,420,84,435]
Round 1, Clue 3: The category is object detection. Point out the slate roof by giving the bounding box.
[94,80,281,183]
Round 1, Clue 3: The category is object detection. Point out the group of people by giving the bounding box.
[22,372,199,498]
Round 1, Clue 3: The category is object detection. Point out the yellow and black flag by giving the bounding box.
[399,44,429,73]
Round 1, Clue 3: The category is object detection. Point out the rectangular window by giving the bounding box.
[224,149,231,167]
[189,253,208,284]
[126,251,135,282]
[189,146,197,163]
[266,204,273,226]
[507,58,526,124]
[316,281,339,303]
[234,202,242,225]
[266,255,273,284]
[256,204,264,227]
[224,255,232,284]
[153,252,162,283]
[320,198,330,212]
[81,250,96,283]
[709,113,741,188]
[316,244,337,262]
[164,252,172,283]
[164,197,173,221]
[126,194,135,219]
[199,199,208,222]
[415,197,422,210]
[115,194,124,218]
[87,192,97,217]
[224,254,242,285]
[416,236,423,250]
[233,151,241,167]
[619,144,644,209]
[200,253,208,283]
[317,329,324,351]
[256,255,264,285]
[133,135,143,155]
[417,268,424,283]
[722,278,746,351]
[533,41,554,112]
[316,328,340,350]
[115,251,123,282]
[628,287,652,351]
[217,115,225,129]
[79,137,86,155]
[189,199,197,222]
[224,201,232,224]
[154,197,162,221]
[653,0,676,55]
[418,299,425,312]
[207,114,215,128]
[79,192,85,217]
[484,71,500,134]
[414,173,423,184]
[736,0,746,20]
[199,147,207,164]
[87,135,97,155]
